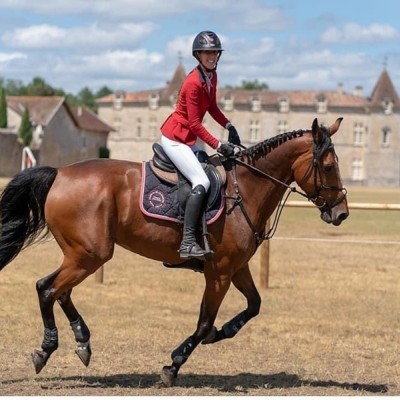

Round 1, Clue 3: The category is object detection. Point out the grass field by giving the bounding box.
[0,179,399,396]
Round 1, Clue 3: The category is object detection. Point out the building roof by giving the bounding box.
[7,96,64,125]
[7,96,113,133]
[70,106,115,133]
[369,69,400,108]
[96,64,398,113]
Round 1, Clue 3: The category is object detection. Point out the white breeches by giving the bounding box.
[161,135,210,191]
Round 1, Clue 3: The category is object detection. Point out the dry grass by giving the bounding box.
[0,181,399,396]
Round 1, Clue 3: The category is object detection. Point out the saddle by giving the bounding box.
[150,143,226,211]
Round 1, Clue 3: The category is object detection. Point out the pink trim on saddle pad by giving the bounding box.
[139,162,225,225]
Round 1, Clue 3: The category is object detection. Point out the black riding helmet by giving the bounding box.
[192,31,223,68]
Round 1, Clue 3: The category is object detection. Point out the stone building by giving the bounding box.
[1,96,114,177]
[97,64,400,187]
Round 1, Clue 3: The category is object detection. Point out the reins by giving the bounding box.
[225,157,303,247]
[224,129,346,248]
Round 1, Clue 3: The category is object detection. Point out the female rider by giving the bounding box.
[160,30,241,260]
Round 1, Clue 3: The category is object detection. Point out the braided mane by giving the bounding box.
[238,129,308,161]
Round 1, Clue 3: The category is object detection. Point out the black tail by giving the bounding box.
[0,166,58,270]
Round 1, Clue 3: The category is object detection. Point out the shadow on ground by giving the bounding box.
[2,371,388,394]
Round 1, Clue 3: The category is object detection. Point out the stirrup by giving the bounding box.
[179,243,209,260]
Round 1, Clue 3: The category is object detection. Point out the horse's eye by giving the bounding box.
[324,164,333,173]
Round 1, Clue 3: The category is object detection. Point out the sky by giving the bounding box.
[0,0,399,96]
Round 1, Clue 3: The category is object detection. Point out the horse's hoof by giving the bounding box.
[201,326,217,344]
[31,349,48,374]
[160,366,177,387]
[75,341,91,367]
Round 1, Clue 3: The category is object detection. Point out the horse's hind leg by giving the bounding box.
[57,289,91,367]
[32,259,97,374]
[31,269,61,374]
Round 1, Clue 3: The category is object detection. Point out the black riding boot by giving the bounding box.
[179,185,209,260]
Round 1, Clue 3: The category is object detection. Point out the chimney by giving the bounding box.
[337,83,344,94]
[77,106,82,117]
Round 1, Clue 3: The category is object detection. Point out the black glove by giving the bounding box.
[218,143,234,158]
[228,125,242,146]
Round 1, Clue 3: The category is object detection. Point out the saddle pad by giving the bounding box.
[140,162,225,224]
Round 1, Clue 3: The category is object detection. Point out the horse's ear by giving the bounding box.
[328,117,343,137]
[311,118,322,144]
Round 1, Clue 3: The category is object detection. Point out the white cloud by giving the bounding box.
[0,52,26,63]
[3,22,156,49]
[321,23,399,44]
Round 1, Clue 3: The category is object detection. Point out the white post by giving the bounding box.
[21,146,37,171]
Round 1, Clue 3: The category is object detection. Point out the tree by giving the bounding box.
[0,88,7,128]
[95,86,113,99]
[18,106,33,146]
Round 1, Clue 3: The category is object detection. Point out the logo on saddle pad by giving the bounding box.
[148,190,165,208]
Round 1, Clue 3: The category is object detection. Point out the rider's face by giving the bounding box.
[198,50,219,70]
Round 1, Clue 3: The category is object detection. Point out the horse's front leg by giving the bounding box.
[160,270,232,387]
[57,289,91,367]
[201,263,261,344]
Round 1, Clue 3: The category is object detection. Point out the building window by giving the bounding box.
[316,94,327,113]
[113,91,125,110]
[149,116,158,140]
[169,92,178,107]
[222,93,234,111]
[352,158,363,181]
[250,96,261,112]
[136,117,142,138]
[278,97,289,113]
[382,99,393,115]
[381,126,391,147]
[249,120,260,143]
[149,93,159,110]
[277,120,288,134]
[353,122,365,146]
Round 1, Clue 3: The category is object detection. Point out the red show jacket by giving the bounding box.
[160,67,229,149]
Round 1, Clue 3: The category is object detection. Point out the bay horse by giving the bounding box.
[0,118,348,387]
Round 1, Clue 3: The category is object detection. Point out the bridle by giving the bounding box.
[225,131,347,246]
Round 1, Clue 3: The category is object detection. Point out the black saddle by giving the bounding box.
[151,143,225,210]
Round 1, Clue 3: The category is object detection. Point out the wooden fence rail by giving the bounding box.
[95,201,400,285]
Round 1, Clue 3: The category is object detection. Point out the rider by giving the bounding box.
[160,30,242,261]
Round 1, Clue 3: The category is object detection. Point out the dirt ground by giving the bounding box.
[0,182,399,396]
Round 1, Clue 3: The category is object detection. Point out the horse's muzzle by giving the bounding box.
[320,202,349,226]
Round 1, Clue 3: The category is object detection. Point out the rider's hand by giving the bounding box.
[218,142,234,158]
[227,125,242,146]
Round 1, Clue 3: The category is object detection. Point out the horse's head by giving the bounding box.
[294,118,349,226]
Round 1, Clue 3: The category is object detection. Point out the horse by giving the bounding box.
[0,117,348,387]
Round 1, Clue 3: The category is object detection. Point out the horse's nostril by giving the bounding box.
[338,212,348,221]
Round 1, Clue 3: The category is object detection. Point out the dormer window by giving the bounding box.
[149,93,159,110]
[113,91,125,110]
[278,97,289,113]
[250,96,261,112]
[382,98,393,115]
[316,94,327,113]
[222,93,234,111]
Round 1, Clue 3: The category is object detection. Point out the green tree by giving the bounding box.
[78,86,96,112]
[18,106,33,146]
[0,88,7,128]
[95,86,113,99]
